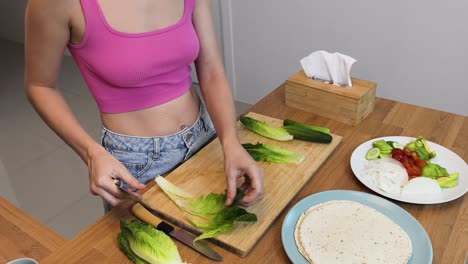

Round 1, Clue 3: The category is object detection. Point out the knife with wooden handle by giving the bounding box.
[131,203,223,261]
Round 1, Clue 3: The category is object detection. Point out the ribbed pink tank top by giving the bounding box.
[67,0,199,113]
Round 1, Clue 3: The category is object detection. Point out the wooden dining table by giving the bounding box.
[0,197,67,263]
[40,83,467,264]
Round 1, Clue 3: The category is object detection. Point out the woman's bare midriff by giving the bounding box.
[101,88,201,137]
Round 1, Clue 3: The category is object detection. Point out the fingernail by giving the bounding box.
[138,183,145,188]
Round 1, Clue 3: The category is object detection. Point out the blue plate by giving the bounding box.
[281,190,433,264]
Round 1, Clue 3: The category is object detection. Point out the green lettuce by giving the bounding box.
[190,207,257,242]
[178,193,227,217]
[155,177,257,242]
[118,219,183,264]
[117,232,149,264]
[242,142,304,164]
[240,116,293,141]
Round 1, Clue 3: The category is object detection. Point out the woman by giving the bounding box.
[24,0,264,210]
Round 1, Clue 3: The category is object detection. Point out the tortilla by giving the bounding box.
[294,200,412,264]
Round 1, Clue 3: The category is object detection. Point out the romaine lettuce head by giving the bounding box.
[117,233,149,264]
[120,219,183,264]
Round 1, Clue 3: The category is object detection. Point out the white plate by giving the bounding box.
[350,136,468,204]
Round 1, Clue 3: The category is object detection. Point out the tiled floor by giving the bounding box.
[0,38,251,239]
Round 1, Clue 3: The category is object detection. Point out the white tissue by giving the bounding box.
[300,50,356,87]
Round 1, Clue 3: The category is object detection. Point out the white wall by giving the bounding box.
[227,0,468,116]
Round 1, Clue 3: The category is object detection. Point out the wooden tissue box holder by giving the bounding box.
[285,70,377,126]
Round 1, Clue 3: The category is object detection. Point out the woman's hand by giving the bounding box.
[223,141,264,207]
[87,147,146,206]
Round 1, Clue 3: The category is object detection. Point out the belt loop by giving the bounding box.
[181,127,194,148]
[99,127,107,146]
[152,137,159,159]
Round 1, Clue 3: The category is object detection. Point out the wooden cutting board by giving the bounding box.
[139,112,342,257]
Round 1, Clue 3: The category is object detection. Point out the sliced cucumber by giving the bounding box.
[387,141,403,149]
[366,147,381,160]
[379,153,392,158]
[380,149,392,154]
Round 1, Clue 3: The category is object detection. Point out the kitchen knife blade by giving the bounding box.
[131,202,223,261]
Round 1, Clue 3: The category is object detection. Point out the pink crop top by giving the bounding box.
[67,0,199,113]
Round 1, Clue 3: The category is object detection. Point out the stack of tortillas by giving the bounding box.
[294,200,412,263]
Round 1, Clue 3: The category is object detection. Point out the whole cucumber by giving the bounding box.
[283,119,330,134]
[283,125,332,143]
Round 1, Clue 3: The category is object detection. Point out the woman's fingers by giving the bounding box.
[99,175,130,199]
[240,165,264,207]
[119,168,146,190]
[98,188,126,207]
[94,168,145,201]
[88,148,146,204]
[240,177,251,192]
[225,163,264,207]
[225,171,239,206]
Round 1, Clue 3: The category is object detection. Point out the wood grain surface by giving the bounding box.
[285,71,376,125]
[0,197,66,263]
[40,84,467,264]
[286,70,376,100]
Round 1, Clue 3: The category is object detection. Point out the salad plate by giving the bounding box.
[350,136,468,204]
[281,190,432,264]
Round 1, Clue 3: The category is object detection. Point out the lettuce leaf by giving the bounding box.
[240,116,293,141]
[189,207,257,242]
[243,142,304,164]
[155,177,257,242]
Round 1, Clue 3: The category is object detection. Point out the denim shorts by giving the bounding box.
[99,103,216,197]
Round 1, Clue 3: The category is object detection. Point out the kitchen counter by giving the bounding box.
[8,84,468,263]
[0,197,67,263]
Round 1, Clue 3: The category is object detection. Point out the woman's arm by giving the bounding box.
[192,0,264,206]
[24,0,144,206]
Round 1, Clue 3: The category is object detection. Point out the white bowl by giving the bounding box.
[6,258,38,264]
